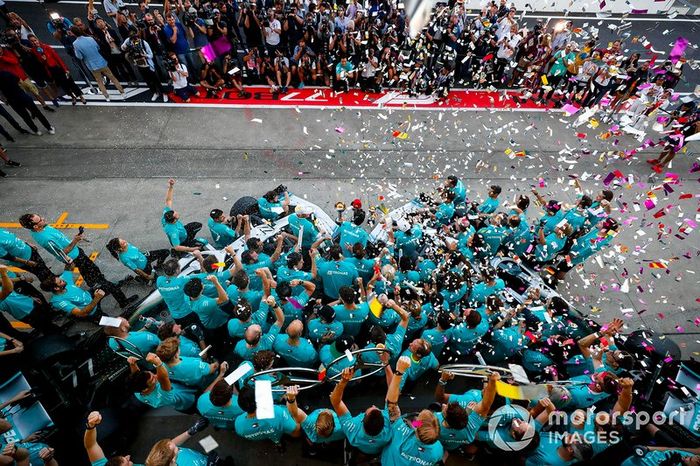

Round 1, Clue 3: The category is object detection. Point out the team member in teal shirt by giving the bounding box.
[308,305,345,344]
[563,195,593,234]
[127,352,196,412]
[421,312,453,358]
[184,275,230,331]
[567,218,618,268]
[257,188,290,220]
[156,337,219,389]
[157,321,204,358]
[394,220,423,259]
[156,258,203,328]
[241,236,285,290]
[333,286,369,337]
[262,278,315,327]
[288,206,319,248]
[233,295,284,361]
[476,214,508,258]
[505,214,533,257]
[161,178,204,253]
[444,175,467,205]
[337,209,369,257]
[524,431,593,466]
[331,367,393,455]
[532,194,565,236]
[0,228,51,280]
[234,385,301,444]
[83,410,142,466]
[276,251,315,293]
[41,270,104,318]
[106,237,170,283]
[477,185,502,214]
[144,419,211,466]
[397,338,439,390]
[197,378,243,430]
[622,448,700,466]
[434,371,498,455]
[468,268,505,306]
[227,297,268,339]
[226,269,264,313]
[448,310,488,355]
[208,209,249,248]
[0,265,55,331]
[285,386,345,445]
[434,190,456,225]
[315,244,359,300]
[105,317,161,355]
[382,356,444,466]
[273,319,318,368]
[534,223,572,263]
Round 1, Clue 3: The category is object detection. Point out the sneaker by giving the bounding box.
[105,96,111,102]
[120,93,127,100]
[281,86,288,93]
[18,129,30,135]
[5,160,20,167]
[298,81,305,89]
[162,94,169,102]
[48,127,55,135]
[151,93,159,101]
[32,130,42,136]
[52,98,59,108]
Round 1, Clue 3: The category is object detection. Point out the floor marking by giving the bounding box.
[0,212,109,230]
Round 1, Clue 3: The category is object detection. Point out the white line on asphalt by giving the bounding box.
[58,100,559,111]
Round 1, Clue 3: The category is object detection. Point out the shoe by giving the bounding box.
[298,81,304,89]
[5,160,20,167]
[5,137,15,143]
[81,96,87,105]
[281,86,288,93]
[42,106,56,113]
[120,93,127,100]
[162,94,169,102]
[119,294,140,308]
[18,129,30,135]
[652,164,663,174]
[52,98,59,108]
[48,127,55,135]
[72,97,77,106]
[0,169,6,177]
[105,96,111,102]
[151,93,159,101]
[32,130,42,136]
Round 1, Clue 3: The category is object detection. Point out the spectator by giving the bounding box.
[71,26,125,101]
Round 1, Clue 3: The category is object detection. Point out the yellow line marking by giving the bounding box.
[74,251,100,287]
[0,212,109,230]
[11,321,32,329]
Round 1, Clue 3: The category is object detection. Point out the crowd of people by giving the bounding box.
[1,175,698,466]
[0,0,696,174]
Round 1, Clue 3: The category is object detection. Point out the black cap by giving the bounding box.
[210,209,224,219]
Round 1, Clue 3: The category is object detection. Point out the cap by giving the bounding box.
[296,205,313,216]
[212,8,220,13]
[351,199,362,209]
[210,208,224,219]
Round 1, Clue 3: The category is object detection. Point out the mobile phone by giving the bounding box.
[78,226,85,235]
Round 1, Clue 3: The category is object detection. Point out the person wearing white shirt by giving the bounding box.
[264,11,281,53]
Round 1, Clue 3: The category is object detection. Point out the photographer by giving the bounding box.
[199,60,224,98]
[167,52,198,101]
[164,14,197,80]
[242,46,261,83]
[333,55,355,92]
[121,29,167,101]
[91,17,138,85]
[206,8,228,43]
[141,12,170,82]
[292,37,315,88]
[358,47,379,92]
[282,4,304,56]
[241,3,263,49]
[221,52,251,98]
[183,6,210,61]
[263,10,282,55]
[273,49,291,93]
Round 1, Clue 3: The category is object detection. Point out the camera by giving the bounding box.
[164,57,178,72]
[272,184,287,196]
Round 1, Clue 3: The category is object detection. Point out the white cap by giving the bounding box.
[296,205,313,216]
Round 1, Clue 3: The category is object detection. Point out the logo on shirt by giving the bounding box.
[487,404,536,452]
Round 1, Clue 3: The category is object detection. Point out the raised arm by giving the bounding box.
[613,378,634,415]
[266,295,284,327]
[435,371,454,404]
[310,247,318,279]
[165,178,175,208]
[83,411,106,463]
[206,276,229,305]
[71,289,106,318]
[146,352,171,391]
[386,299,409,328]
[386,356,411,421]
[270,235,286,263]
[474,372,499,417]
[285,385,307,423]
[330,367,354,416]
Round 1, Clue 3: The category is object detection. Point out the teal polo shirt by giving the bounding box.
[302,409,345,444]
[161,206,187,247]
[317,258,358,299]
[234,406,297,443]
[207,217,237,248]
[31,225,78,260]
[50,271,93,315]
[339,409,392,455]
[118,243,147,271]
[197,391,243,430]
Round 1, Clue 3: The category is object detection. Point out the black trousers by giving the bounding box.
[0,282,60,337]
[73,248,130,307]
[137,66,164,95]
[181,222,203,248]
[0,105,27,133]
[7,99,52,133]
[142,249,171,274]
[9,247,54,281]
